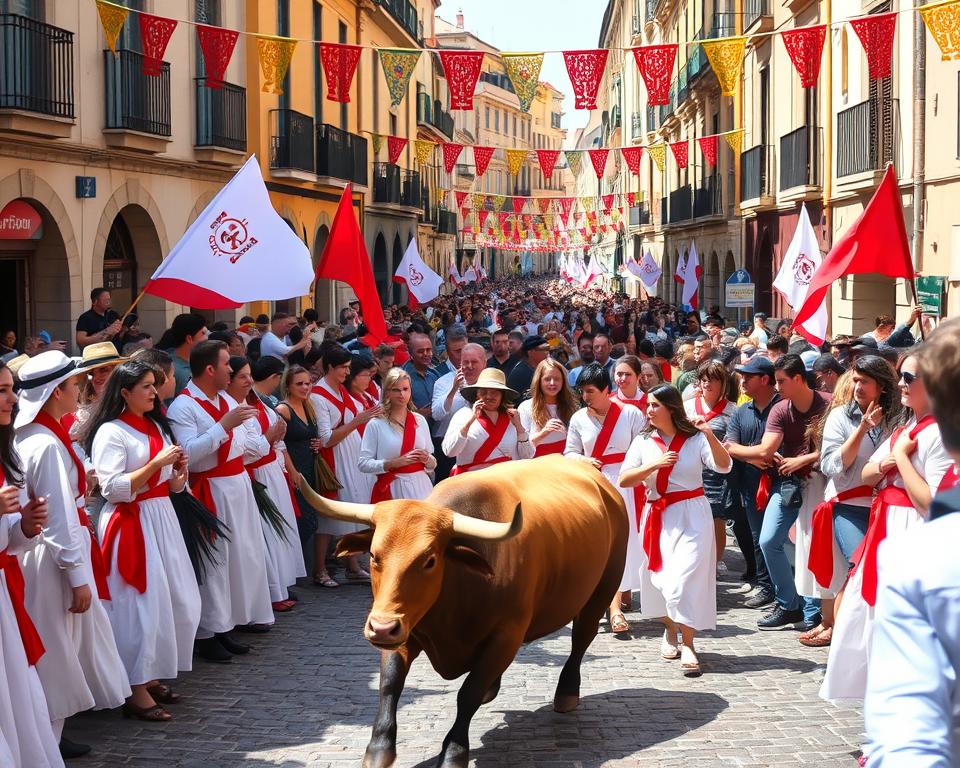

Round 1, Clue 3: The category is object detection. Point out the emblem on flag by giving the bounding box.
[209,212,257,263]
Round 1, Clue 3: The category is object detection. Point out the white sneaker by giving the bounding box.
[716,561,729,578]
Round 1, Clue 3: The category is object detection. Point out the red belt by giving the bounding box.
[189,456,246,540]
[534,441,565,457]
[0,549,45,665]
[77,506,110,600]
[856,485,913,606]
[450,456,511,476]
[371,463,426,503]
[100,483,169,594]
[807,485,872,588]
[643,488,705,572]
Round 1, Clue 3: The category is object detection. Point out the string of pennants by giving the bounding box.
[96,0,960,108]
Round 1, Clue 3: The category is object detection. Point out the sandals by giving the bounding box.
[272,599,296,612]
[798,623,828,642]
[122,701,171,722]
[799,626,833,647]
[313,572,339,588]
[680,645,702,677]
[145,684,180,705]
[345,569,371,582]
[610,613,630,634]
[660,630,680,660]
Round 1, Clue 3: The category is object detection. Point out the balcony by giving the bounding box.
[686,38,709,82]
[837,98,900,180]
[316,123,368,187]
[629,204,651,226]
[610,104,622,130]
[0,13,74,137]
[740,144,775,205]
[416,91,454,141]
[438,209,458,236]
[551,111,562,129]
[402,170,421,208]
[454,163,474,180]
[269,108,314,178]
[660,196,669,225]
[743,0,772,31]
[194,78,246,163]
[779,125,821,193]
[693,174,722,218]
[377,0,419,43]
[478,70,515,94]
[668,184,692,223]
[103,49,171,152]
[372,162,401,204]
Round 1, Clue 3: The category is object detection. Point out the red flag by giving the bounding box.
[473,145,495,177]
[319,43,363,102]
[441,142,463,174]
[314,185,387,342]
[196,24,239,88]
[536,149,560,178]
[588,148,609,178]
[698,135,718,166]
[438,50,485,110]
[793,166,913,337]
[511,197,525,214]
[387,135,407,165]
[632,44,677,106]
[780,25,827,88]
[669,140,689,169]
[455,190,468,208]
[849,12,897,80]
[620,146,644,176]
[602,194,614,212]
[563,50,608,110]
[139,12,177,76]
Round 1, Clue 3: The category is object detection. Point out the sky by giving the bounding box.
[435,0,607,141]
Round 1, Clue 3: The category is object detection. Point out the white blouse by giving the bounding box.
[358,414,436,475]
[622,430,730,496]
[442,406,535,465]
[91,419,175,504]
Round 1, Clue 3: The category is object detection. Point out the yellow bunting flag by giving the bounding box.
[919,0,960,59]
[506,149,528,177]
[369,133,383,156]
[648,143,666,172]
[493,195,507,212]
[256,35,297,95]
[96,0,128,55]
[472,193,486,211]
[701,37,747,96]
[723,129,744,155]
[580,196,594,212]
[415,140,436,166]
[501,53,544,113]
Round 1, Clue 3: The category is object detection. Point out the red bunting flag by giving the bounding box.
[438,50,485,110]
[849,12,897,80]
[698,135,718,167]
[196,24,239,88]
[537,197,552,214]
[387,136,407,165]
[632,44,678,106]
[588,148,610,178]
[511,197,525,214]
[536,149,560,178]
[498,212,510,228]
[455,190,468,209]
[620,146,644,176]
[627,192,637,207]
[563,49,609,110]
[602,194,614,212]
[441,142,463,174]
[473,145,495,177]
[560,197,573,221]
[478,209,490,227]
[669,140,689,169]
[319,43,363,102]
[781,25,827,88]
[139,12,177,76]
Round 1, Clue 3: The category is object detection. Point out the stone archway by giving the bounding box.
[391,233,404,305]
[372,233,388,305]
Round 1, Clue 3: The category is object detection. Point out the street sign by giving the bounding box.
[917,275,947,317]
[725,268,755,307]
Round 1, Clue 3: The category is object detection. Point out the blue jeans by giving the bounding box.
[759,483,821,621]
[833,502,870,564]
[740,492,772,593]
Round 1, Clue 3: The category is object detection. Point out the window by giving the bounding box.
[339,22,348,129]
[278,1,290,110]
[494,110,499,132]
[485,107,490,129]
[312,2,322,123]
[513,115,517,137]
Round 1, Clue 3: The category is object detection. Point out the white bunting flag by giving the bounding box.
[774,204,827,343]
[638,250,662,294]
[679,241,701,309]
[393,239,444,308]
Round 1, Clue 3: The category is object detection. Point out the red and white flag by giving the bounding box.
[774,204,827,343]
[144,155,313,308]
[462,261,478,283]
[393,239,444,309]
[679,242,701,309]
[448,258,463,286]
[584,254,605,287]
[638,250,662,294]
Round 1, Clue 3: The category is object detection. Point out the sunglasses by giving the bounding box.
[899,370,917,385]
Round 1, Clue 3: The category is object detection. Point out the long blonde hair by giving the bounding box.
[530,358,579,429]
[378,367,415,415]
[809,369,855,449]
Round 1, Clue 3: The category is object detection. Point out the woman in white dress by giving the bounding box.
[518,358,579,458]
[620,383,731,676]
[564,363,646,636]
[344,355,379,504]
[359,367,435,502]
[0,359,63,767]
[442,368,534,474]
[86,360,202,722]
[227,357,306,613]
[821,349,952,703]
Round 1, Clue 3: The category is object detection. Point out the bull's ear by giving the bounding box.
[335,529,374,558]
[447,543,494,578]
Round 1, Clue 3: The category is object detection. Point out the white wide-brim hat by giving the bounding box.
[14,351,82,430]
[460,367,520,404]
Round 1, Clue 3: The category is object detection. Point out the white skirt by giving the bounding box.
[606,466,644,592]
[21,527,131,721]
[0,573,63,767]
[197,474,274,635]
[820,503,925,701]
[641,496,717,631]
[794,474,847,600]
[97,495,202,685]
[382,470,434,503]
[253,459,307,602]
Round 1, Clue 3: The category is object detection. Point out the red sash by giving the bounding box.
[643,433,696,572]
[590,401,623,463]
[695,396,728,424]
[33,410,110,600]
[313,384,359,493]
[371,413,425,501]
[450,410,512,475]
[100,413,170,593]
[534,441,566,457]
[807,485,873,588]
[0,468,45,665]
[938,464,959,492]
[612,391,647,412]
[365,380,380,401]
[756,472,773,512]
[857,415,937,606]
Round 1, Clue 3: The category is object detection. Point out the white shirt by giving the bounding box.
[259,330,295,361]
[431,371,469,439]
[442,406,535,467]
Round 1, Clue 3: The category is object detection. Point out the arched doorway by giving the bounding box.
[391,234,404,305]
[313,224,332,323]
[273,218,299,316]
[755,227,774,314]
[372,233,388,305]
[704,250,720,314]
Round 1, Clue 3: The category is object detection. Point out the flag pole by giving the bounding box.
[119,287,149,325]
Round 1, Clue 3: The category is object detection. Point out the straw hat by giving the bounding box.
[14,351,83,429]
[77,341,126,370]
[460,367,519,404]
[4,354,30,377]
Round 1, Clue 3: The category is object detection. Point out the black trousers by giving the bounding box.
[432,436,456,483]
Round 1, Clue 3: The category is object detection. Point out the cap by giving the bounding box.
[813,353,846,375]
[521,335,549,352]
[735,356,775,376]
[38,330,52,344]
[800,350,820,372]
[851,336,879,352]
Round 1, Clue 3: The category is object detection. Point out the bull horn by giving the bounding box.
[451,503,523,541]
[296,475,375,525]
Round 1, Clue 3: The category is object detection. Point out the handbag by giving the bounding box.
[779,475,803,510]
[313,453,342,494]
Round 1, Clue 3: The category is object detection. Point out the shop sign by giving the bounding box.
[0,200,42,240]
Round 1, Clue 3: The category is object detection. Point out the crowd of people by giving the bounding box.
[0,273,955,766]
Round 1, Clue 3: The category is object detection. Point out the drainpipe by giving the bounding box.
[911,12,926,282]
[822,0,833,333]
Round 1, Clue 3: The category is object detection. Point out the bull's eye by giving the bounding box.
[370,554,380,569]
[424,554,437,571]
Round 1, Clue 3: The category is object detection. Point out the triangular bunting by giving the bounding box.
[414,139,435,165]
[511,197,525,214]
[438,50,485,110]
[701,37,746,96]
[536,149,560,178]
[669,140,689,168]
[96,0,128,55]
[502,53,544,113]
[919,0,960,60]
[197,24,239,89]
[506,149,527,176]
[565,150,583,175]
[455,190,468,209]
[780,25,827,88]
[139,12,177,76]
[723,129,744,155]
[388,136,408,165]
[563,49,609,110]
[370,133,384,155]
[632,44,678,106]
[319,42,363,102]
[849,12,898,80]
[473,145,495,177]
[649,143,666,172]
[256,35,297,95]
[588,148,609,179]
[442,142,464,174]
[378,48,421,108]
[620,146,644,176]
[698,135,718,166]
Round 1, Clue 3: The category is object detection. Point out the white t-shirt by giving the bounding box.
[259,330,293,360]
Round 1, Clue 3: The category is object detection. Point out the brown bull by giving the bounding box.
[300,454,627,768]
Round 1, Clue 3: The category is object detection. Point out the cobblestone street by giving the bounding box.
[77,548,863,768]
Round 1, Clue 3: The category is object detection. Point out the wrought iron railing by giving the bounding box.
[104,49,170,135]
[316,122,368,185]
[195,78,246,151]
[779,125,820,190]
[629,204,651,226]
[837,98,899,177]
[269,109,314,173]
[372,162,401,204]
[401,170,421,208]
[693,174,722,217]
[669,184,692,222]
[0,14,74,118]
[377,0,418,41]
[740,144,774,201]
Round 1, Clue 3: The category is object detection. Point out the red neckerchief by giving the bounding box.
[590,400,623,460]
[33,410,85,496]
[695,396,728,424]
[471,409,512,465]
[117,412,164,490]
[180,389,233,465]
[312,382,358,426]
[251,396,270,434]
[365,380,380,401]
[371,412,424,502]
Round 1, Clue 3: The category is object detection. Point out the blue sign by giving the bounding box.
[75,176,96,199]
[727,268,752,284]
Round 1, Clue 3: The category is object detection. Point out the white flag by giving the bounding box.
[462,261,477,283]
[448,259,463,286]
[638,250,662,292]
[394,239,443,306]
[144,155,313,308]
[774,204,827,343]
[679,241,701,309]
[584,254,605,287]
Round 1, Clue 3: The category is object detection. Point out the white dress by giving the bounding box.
[442,406,536,471]
[358,414,435,501]
[564,404,646,592]
[167,383,274,636]
[622,431,728,630]
[15,423,131,721]
[821,417,952,701]
[244,403,306,602]
[0,503,63,768]
[92,419,202,685]
[518,400,566,456]
[793,472,848,599]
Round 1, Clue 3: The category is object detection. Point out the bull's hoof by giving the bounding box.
[362,745,396,768]
[436,742,469,768]
[553,693,580,713]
